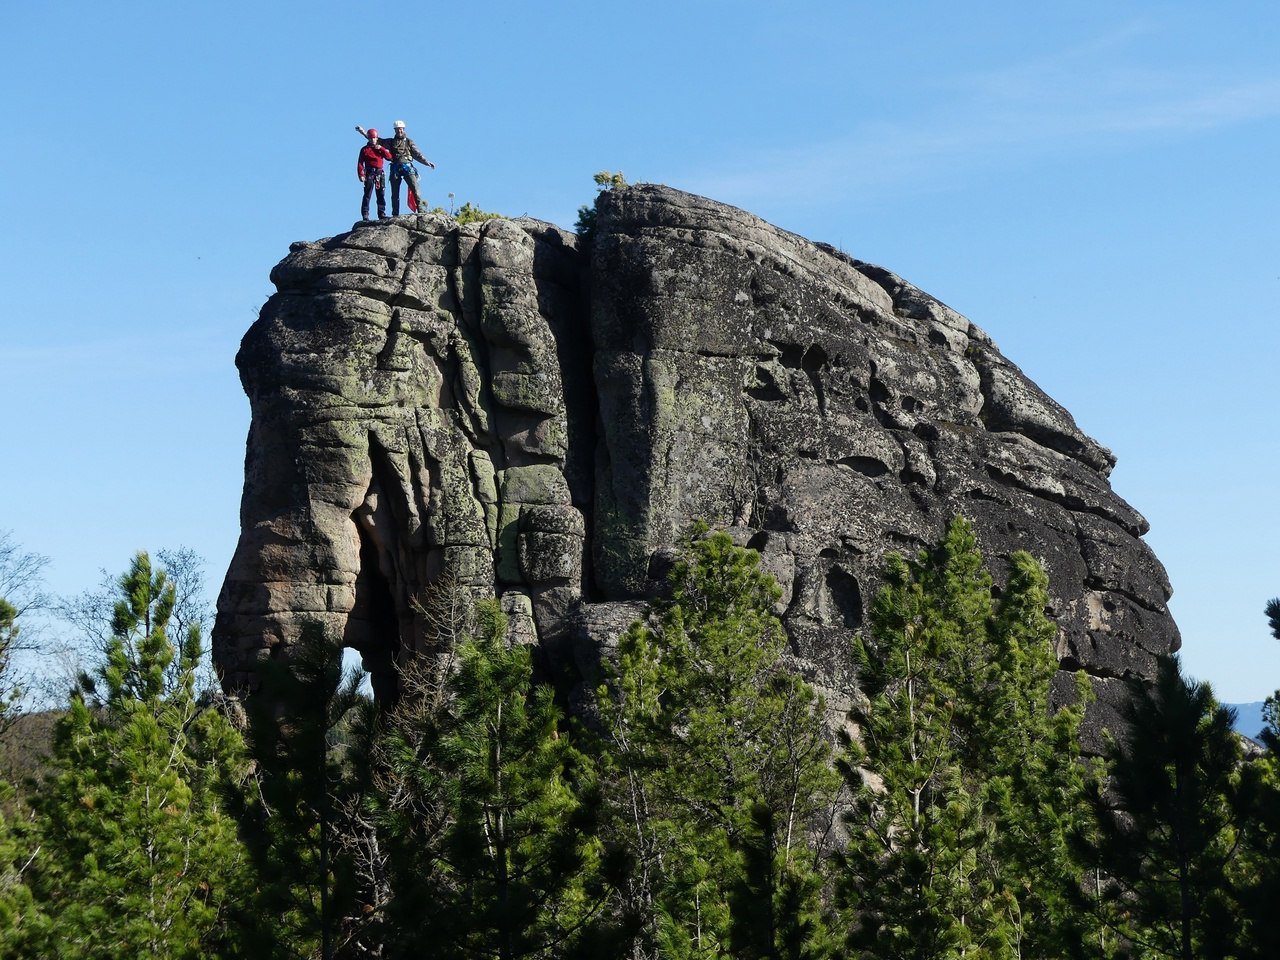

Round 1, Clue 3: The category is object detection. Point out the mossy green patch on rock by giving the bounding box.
[495,501,524,585]
[518,531,581,584]
[490,370,567,415]
[500,464,571,506]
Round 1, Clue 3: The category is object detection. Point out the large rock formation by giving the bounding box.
[214,184,1179,737]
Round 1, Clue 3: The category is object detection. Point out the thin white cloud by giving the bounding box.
[1090,78,1280,134]
[0,323,235,375]
[682,24,1280,210]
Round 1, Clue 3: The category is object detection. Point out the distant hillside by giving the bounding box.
[0,709,60,783]
[1227,701,1270,744]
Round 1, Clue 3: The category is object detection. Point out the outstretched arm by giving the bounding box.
[354,124,368,138]
[409,139,435,168]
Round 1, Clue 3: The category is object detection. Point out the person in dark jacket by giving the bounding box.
[357,129,393,220]
[354,120,435,215]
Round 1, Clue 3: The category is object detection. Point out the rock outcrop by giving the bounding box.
[214,184,1179,737]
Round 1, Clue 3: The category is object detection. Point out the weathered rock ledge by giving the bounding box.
[213,184,1179,738]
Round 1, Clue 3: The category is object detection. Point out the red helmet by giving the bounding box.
[367,128,379,139]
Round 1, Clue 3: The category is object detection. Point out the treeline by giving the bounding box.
[0,518,1275,959]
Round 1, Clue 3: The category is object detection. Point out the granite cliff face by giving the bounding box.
[213,184,1179,736]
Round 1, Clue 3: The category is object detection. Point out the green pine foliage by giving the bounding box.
[370,618,458,953]
[839,525,994,959]
[1231,601,1280,959]
[839,516,1094,960]
[575,170,628,239]
[0,780,39,958]
[420,200,501,223]
[597,527,838,959]
[1234,739,1280,960]
[230,620,376,960]
[454,201,502,225]
[733,799,840,960]
[1080,654,1241,960]
[375,596,610,959]
[436,600,605,958]
[979,553,1099,958]
[4,524,1278,958]
[2,551,247,960]
[367,589,461,952]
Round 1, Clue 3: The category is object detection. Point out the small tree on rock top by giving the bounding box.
[575,171,629,239]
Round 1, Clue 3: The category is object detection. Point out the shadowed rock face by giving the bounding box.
[214,184,1179,738]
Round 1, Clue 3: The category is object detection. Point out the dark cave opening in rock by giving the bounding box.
[347,524,403,706]
[824,564,864,630]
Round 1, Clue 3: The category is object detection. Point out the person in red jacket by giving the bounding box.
[357,129,394,220]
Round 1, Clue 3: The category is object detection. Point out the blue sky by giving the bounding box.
[2,1,1278,701]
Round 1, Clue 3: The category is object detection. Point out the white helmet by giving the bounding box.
[393,120,406,129]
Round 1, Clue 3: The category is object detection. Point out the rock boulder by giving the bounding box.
[214,185,1179,736]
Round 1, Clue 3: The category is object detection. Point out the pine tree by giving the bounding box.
[979,552,1097,958]
[838,517,1094,960]
[231,619,375,960]
[1232,601,1280,960]
[1081,654,1240,960]
[733,798,839,960]
[369,583,468,954]
[838,530,992,960]
[0,783,40,959]
[1235,734,1279,960]
[378,598,608,960]
[441,600,604,958]
[598,528,838,960]
[10,551,247,960]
